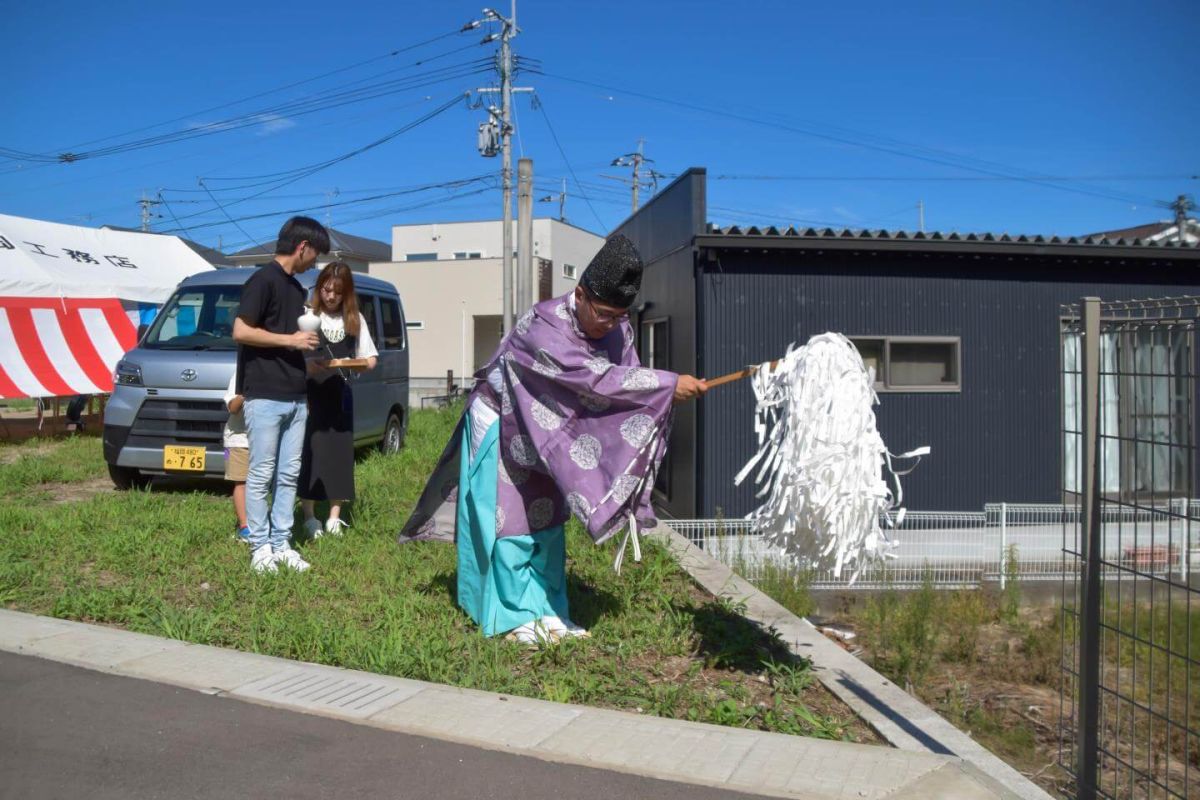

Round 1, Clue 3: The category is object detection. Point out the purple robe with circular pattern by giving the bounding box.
[398,293,676,545]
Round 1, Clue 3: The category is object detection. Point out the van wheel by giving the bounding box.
[381,412,405,454]
[108,463,149,490]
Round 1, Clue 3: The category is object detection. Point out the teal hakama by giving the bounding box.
[456,415,569,636]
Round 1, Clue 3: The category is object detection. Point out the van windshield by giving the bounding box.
[142,285,242,350]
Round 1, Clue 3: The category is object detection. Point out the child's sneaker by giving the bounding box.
[325,518,349,537]
[235,525,252,544]
[302,517,323,540]
[251,544,277,573]
[274,546,311,572]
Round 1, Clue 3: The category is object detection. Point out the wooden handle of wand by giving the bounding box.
[703,360,779,389]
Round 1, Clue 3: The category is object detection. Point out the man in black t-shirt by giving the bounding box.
[233,216,329,573]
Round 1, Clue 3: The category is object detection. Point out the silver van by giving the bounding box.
[103,267,410,489]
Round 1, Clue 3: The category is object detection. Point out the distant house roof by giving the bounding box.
[1088,218,1199,244]
[230,227,391,262]
[101,225,233,267]
[699,223,1200,259]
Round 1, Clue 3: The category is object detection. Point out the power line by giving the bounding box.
[158,176,495,234]
[0,29,468,164]
[1,57,487,165]
[161,92,469,224]
[539,71,1173,210]
[533,97,606,230]
[215,184,498,252]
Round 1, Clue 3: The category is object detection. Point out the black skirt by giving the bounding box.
[299,325,357,502]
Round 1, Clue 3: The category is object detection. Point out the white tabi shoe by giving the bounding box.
[541,615,591,639]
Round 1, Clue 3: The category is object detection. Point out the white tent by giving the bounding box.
[0,213,216,398]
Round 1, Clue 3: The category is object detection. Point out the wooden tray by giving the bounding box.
[325,358,371,371]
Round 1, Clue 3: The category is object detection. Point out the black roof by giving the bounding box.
[177,266,398,295]
[230,227,391,261]
[700,223,1200,259]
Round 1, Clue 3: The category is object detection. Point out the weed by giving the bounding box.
[1001,544,1021,624]
[0,405,872,744]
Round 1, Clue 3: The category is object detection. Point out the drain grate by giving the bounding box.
[231,667,423,718]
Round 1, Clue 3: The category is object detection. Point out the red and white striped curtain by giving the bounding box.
[0,297,137,398]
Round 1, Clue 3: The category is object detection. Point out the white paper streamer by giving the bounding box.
[734,333,929,581]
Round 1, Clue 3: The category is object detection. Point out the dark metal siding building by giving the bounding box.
[614,169,1200,517]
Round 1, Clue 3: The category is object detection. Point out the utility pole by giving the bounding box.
[517,158,533,312]
[467,3,527,334]
[138,192,161,232]
[538,178,567,221]
[604,138,665,213]
[1170,194,1195,244]
[917,199,925,233]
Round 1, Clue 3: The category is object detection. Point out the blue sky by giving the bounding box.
[2,0,1195,252]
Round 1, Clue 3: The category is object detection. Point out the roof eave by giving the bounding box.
[694,234,1200,261]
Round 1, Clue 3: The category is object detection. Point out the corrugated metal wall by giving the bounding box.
[700,248,1199,514]
[612,170,706,518]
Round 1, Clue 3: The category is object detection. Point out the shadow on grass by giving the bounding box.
[419,569,622,632]
[420,570,457,601]
[688,599,790,672]
[566,577,620,629]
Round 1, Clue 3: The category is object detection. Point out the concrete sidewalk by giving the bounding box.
[0,608,1019,799]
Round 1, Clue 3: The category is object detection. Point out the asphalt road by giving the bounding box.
[0,650,769,800]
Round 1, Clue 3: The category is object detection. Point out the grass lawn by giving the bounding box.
[0,405,876,743]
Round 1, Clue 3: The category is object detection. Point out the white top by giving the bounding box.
[318,311,378,359]
[223,373,248,449]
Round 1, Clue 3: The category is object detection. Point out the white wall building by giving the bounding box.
[370,218,604,404]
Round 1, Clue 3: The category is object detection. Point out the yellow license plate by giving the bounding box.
[163,445,206,472]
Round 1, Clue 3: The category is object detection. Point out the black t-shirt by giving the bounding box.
[237,261,308,401]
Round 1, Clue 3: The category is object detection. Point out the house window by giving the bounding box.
[453,251,482,260]
[379,299,406,350]
[1062,327,1191,499]
[563,263,577,280]
[406,252,438,262]
[639,318,670,370]
[849,336,960,391]
[406,321,425,330]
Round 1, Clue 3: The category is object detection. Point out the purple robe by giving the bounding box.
[399,293,676,545]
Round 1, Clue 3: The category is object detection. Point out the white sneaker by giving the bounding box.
[303,518,323,540]
[274,546,311,572]
[325,518,349,537]
[251,544,277,573]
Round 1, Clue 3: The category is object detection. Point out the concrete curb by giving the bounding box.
[648,523,1053,800]
[0,608,1021,800]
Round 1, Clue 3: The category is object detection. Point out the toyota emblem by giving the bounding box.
[180,368,197,382]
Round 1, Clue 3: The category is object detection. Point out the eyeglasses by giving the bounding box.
[583,292,629,324]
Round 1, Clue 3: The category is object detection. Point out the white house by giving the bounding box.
[369,218,604,403]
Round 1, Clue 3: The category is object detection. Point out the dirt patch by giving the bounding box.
[0,442,62,465]
[79,562,123,588]
[45,477,115,503]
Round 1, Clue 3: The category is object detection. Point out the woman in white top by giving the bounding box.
[298,262,378,537]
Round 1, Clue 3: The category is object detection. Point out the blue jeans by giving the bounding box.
[244,399,308,550]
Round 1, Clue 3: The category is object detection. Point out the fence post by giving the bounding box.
[446,369,454,398]
[1176,498,1189,582]
[1000,502,1008,590]
[1076,297,1102,800]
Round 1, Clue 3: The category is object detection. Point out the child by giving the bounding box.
[299,261,378,538]
[223,372,251,543]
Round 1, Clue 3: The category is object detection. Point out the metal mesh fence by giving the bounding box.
[1059,296,1199,799]
[666,502,1197,591]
